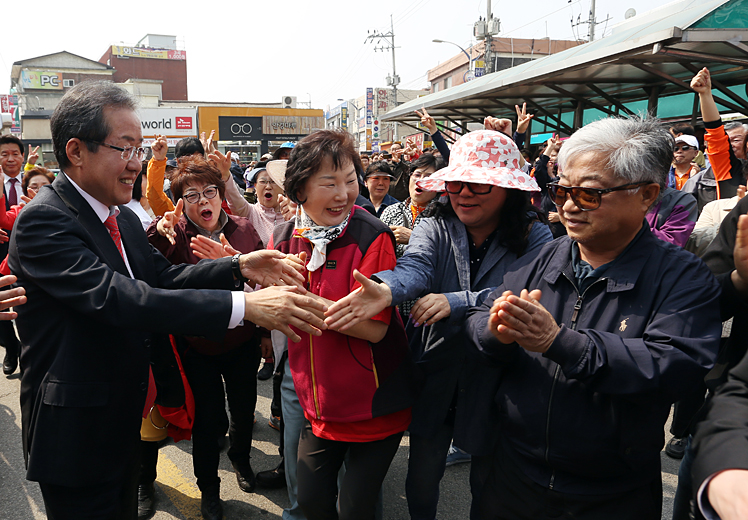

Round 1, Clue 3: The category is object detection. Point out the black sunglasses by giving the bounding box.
[547,181,649,211]
[444,181,493,195]
[674,145,695,152]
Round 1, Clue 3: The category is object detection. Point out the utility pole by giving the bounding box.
[571,0,611,42]
[474,1,499,74]
[366,15,400,141]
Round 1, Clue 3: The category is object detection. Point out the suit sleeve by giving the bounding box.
[13,202,235,339]
[692,349,748,491]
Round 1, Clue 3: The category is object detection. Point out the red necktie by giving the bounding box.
[7,178,18,206]
[103,214,124,260]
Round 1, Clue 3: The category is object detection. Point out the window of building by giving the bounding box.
[444,77,452,90]
[432,83,440,93]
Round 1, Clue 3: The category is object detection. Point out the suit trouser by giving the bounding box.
[40,442,140,520]
[0,316,20,358]
[181,341,261,492]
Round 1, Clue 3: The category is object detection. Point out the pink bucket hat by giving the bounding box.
[417,129,539,192]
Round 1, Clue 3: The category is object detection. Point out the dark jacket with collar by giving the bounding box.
[374,213,553,454]
[467,225,721,495]
[8,172,238,487]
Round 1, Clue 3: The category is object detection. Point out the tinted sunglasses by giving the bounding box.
[674,145,695,152]
[444,181,493,195]
[547,181,649,211]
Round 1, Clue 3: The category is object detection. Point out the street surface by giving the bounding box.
[1,365,681,519]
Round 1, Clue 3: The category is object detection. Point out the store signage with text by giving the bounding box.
[138,108,198,140]
[21,71,63,90]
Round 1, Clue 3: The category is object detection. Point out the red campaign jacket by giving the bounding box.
[271,206,417,423]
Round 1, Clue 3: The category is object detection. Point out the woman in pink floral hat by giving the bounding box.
[325,128,554,520]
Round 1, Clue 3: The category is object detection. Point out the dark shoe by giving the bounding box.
[200,488,223,520]
[665,436,686,459]
[257,362,274,381]
[137,482,156,519]
[268,415,280,431]
[3,352,18,375]
[232,461,256,493]
[255,460,287,489]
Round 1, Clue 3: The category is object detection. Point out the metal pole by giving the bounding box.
[391,14,399,142]
[486,0,493,73]
[589,0,596,42]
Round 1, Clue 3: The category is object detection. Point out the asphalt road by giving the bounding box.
[0,363,681,519]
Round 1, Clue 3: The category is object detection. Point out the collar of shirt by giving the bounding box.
[185,208,229,241]
[64,171,119,222]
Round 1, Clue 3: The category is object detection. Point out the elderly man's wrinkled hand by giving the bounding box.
[492,289,559,353]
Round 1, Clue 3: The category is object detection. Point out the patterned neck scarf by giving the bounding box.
[294,206,352,271]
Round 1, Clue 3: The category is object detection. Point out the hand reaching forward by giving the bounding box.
[239,250,306,288]
[157,198,183,245]
[0,275,26,320]
[707,469,748,520]
[200,130,217,155]
[244,285,327,343]
[324,270,392,331]
[208,150,233,181]
[488,289,559,352]
[410,293,450,327]
[191,233,239,260]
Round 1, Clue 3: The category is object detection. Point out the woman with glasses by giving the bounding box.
[146,157,266,520]
[325,129,553,520]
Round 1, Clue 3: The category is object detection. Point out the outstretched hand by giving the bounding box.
[324,270,392,331]
[240,250,306,288]
[191,233,240,260]
[157,198,183,245]
[244,285,327,343]
[0,275,26,320]
[208,150,233,181]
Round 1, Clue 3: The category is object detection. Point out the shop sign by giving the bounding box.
[262,116,323,136]
[219,116,264,140]
[138,108,198,140]
[21,71,63,90]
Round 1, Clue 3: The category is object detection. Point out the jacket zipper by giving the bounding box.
[307,269,321,419]
[545,277,605,490]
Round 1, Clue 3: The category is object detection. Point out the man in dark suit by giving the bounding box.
[8,81,327,520]
[0,134,31,375]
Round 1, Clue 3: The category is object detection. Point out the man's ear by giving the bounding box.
[641,183,660,208]
[65,138,85,168]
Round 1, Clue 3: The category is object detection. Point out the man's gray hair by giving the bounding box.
[557,117,674,189]
[50,81,137,169]
[724,121,748,133]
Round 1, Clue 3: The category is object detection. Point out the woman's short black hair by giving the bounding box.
[284,130,362,205]
[365,161,393,178]
[410,153,446,173]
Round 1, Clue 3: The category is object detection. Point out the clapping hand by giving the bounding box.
[488,289,559,352]
[191,233,239,260]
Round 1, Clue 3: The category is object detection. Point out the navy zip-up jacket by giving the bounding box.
[467,224,721,495]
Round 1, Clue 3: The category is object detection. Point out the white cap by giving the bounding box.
[675,134,699,150]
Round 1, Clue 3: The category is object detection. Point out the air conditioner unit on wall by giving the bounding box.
[282,96,297,109]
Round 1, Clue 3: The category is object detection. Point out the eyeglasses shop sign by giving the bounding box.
[137,108,198,139]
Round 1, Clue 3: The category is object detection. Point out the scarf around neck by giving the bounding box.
[294,206,352,271]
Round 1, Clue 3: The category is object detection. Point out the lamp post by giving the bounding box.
[432,39,475,82]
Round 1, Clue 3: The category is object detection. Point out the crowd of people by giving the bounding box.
[1,65,748,520]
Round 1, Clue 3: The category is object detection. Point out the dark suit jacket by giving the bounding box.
[8,172,239,486]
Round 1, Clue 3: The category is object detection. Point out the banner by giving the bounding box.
[366,88,373,126]
[112,45,187,61]
[20,71,63,90]
[341,107,348,131]
[404,132,425,151]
